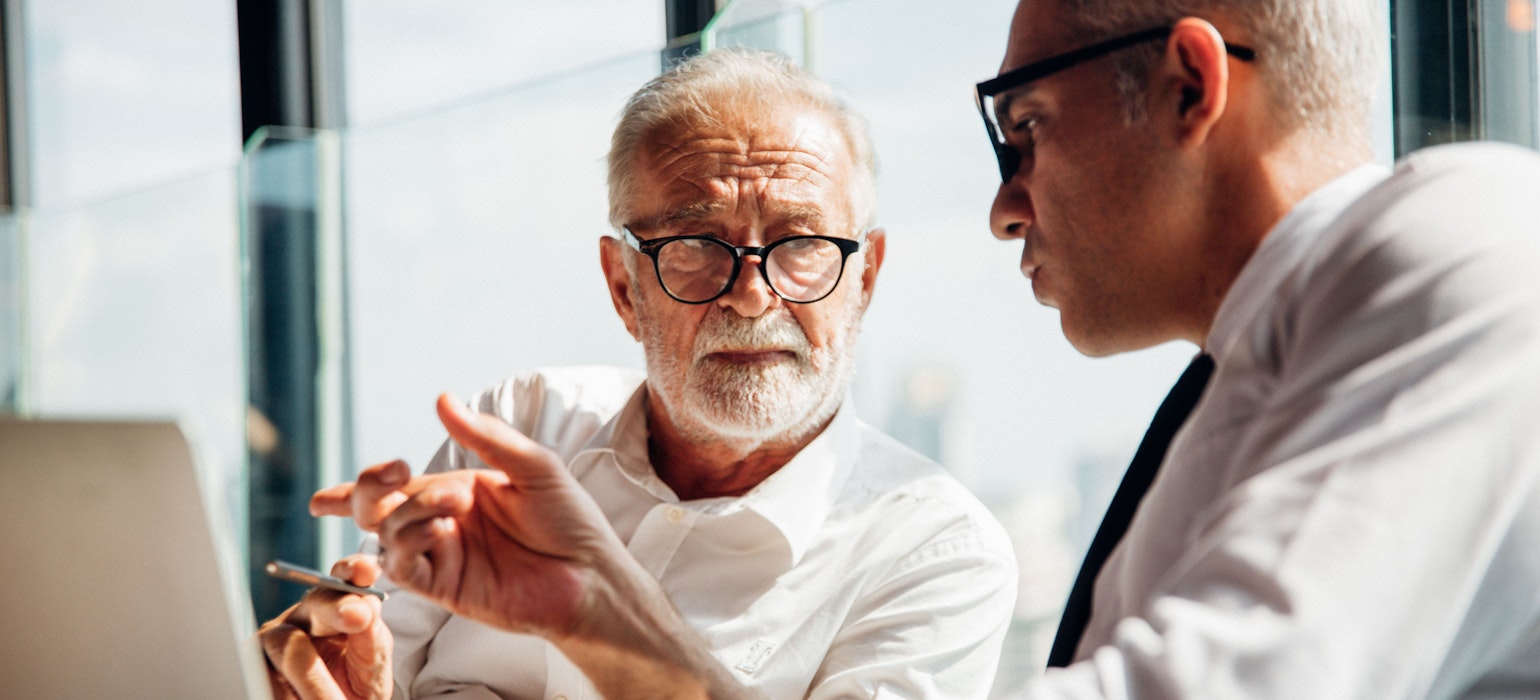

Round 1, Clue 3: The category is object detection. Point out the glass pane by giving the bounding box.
[1390,0,1539,152]
[26,169,248,562]
[1477,0,1539,147]
[240,127,351,618]
[23,0,240,208]
[343,51,654,483]
[0,211,21,411]
[706,0,810,62]
[342,0,666,125]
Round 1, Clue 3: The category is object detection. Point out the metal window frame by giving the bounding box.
[1392,0,1539,154]
[665,0,721,65]
[1,0,27,210]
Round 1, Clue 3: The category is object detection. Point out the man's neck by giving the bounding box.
[1187,126,1373,345]
[641,392,836,502]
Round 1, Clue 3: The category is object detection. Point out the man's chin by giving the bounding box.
[683,402,798,442]
[682,381,831,443]
[1059,316,1161,359]
[1031,282,1057,309]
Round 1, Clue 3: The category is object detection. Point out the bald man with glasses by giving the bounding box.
[977,0,1540,697]
[259,48,1016,700]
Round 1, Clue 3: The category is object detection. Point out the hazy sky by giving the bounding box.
[335,0,1199,509]
[17,0,1435,515]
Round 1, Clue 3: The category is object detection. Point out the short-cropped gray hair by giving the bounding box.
[1058,0,1383,145]
[606,48,878,234]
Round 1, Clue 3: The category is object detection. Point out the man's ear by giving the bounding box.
[599,236,642,340]
[857,228,885,312]
[1160,17,1231,147]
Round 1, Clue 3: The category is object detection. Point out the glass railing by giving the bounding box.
[240,126,352,619]
[705,0,815,64]
[0,210,23,413]
[2,167,249,574]
[340,50,653,496]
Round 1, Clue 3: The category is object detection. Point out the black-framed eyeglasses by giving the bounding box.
[621,228,863,304]
[974,26,1257,183]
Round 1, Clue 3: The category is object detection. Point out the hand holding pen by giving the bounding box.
[266,559,389,601]
[256,553,394,700]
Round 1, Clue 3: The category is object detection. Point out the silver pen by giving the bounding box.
[265,559,389,601]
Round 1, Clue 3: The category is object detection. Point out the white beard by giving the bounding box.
[639,301,861,445]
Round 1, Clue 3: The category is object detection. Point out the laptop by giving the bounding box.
[0,417,273,699]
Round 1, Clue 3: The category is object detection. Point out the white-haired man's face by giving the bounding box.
[601,101,885,447]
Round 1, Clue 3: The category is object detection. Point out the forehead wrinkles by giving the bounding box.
[645,122,845,216]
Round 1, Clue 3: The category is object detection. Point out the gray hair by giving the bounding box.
[606,48,879,233]
[1058,0,1383,145]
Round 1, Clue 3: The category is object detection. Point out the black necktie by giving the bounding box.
[1046,353,1215,668]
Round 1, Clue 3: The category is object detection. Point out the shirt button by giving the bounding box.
[665,506,686,523]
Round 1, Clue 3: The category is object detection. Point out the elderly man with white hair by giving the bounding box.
[259,48,1017,700]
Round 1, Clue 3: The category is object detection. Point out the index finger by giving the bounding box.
[310,459,415,532]
[309,482,356,518]
[435,393,566,488]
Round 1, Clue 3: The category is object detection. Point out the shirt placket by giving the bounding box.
[627,502,700,578]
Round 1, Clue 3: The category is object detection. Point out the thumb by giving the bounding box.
[435,393,564,488]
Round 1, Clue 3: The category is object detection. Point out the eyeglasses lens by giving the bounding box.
[976,90,1023,183]
[766,238,845,301]
[655,239,737,302]
[654,237,847,303]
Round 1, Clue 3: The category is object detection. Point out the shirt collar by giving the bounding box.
[575,381,860,567]
[1206,164,1391,365]
[730,398,860,565]
[580,383,676,501]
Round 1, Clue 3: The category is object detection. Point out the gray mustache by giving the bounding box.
[693,311,810,359]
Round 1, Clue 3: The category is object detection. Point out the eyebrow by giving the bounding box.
[993,84,1045,126]
[774,204,832,229]
[645,202,835,233]
[651,201,724,229]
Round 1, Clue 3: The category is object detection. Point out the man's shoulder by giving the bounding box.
[841,421,1014,558]
[478,366,645,413]
[848,422,979,498]
[1295,142,1540,287]
[1393,141,1540,178]
[1357,142,1540,229]
[469,365,645,453]
[1241,141,1540,405]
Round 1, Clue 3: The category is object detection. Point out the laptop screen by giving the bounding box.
[0,417,272,698]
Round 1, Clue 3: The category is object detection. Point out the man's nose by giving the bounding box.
[716,255,778,317]
[990,180,1034,241]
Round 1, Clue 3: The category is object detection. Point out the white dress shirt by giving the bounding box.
[1026,143,1540,698]
[380,365,1018,699]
